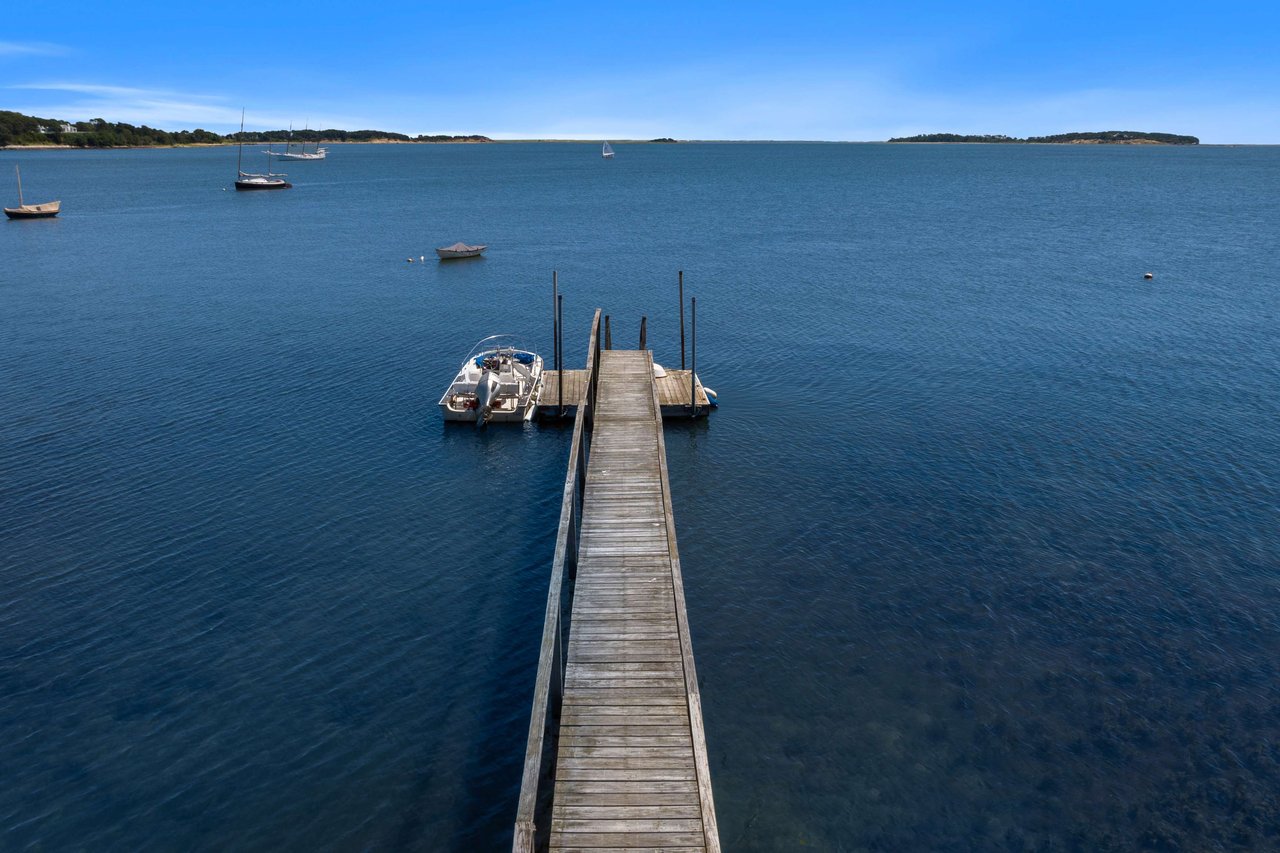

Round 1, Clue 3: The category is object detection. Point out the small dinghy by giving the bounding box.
[438,335,544,426]
[436,242,486,259]
[4,166,59,219]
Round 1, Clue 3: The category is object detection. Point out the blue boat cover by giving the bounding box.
[474,351,536,367]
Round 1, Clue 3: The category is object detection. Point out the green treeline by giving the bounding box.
[1,110,491,147]
[231,129,490,143]
[1,111,222,147]
[888,130,1200,145]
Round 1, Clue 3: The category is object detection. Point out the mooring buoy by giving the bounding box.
[1143,272,1154,280]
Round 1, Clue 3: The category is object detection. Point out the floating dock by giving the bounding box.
[538,369,714,418]
[514,310,720,852]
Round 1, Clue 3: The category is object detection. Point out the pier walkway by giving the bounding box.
[515,311,719,852]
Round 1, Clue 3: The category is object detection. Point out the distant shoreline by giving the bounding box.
[888,130,1199,145]
[5,139,1273,150]
[0,139,495,150]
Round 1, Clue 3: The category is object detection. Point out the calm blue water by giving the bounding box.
[2,142,1278,851]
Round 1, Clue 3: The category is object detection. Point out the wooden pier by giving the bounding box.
[515,310,719,852]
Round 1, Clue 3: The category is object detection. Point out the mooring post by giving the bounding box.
[605,315,612,350]
[639,316,647,350]
[552,271,559,374]
[679,270,686,370]
[557,293,564,419]
[690,296,697,417]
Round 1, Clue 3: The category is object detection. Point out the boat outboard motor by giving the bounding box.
[475,370,501,426]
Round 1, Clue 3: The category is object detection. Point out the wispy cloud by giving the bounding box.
[0,41,70,58]
[456,63,1280,143]
[6,81,365,132]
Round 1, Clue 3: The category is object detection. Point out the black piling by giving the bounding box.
[678,270,686,370]
[557,293,564,419]
[690,297,697,417]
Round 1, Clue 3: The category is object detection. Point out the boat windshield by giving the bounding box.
[460,334,539,369]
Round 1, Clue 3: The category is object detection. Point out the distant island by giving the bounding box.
[649,138,678,143]
[0,110,490,148]
[888,131,1199,145]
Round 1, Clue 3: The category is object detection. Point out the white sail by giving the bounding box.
[602,142,614,158]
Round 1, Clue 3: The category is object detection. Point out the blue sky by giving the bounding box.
[4,1,1278,141]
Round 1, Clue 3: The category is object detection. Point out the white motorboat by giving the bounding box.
[438,335,544,426]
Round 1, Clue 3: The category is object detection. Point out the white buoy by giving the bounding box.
[1143,272,1154,280]
[420,255,425,263]
[407,257,414,263]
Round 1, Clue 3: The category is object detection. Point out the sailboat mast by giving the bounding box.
[237,109,245,175]
[15,165,23,206]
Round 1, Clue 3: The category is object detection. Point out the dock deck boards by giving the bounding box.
[549,349,719,852]
[542,367,712,413]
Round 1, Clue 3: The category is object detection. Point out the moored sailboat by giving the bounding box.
[234,110,291,191]
[4,166,60,219]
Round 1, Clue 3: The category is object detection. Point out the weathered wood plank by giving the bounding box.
[561,690,687,704]
[554,767,697,782]
[554,779,699,795]
[557,759,695,773]
[560,745,693,760]
[560,735,692,748]
[557,804,703,819]
[560,702,688,714]
[552,818,703,833]
[550,831,706,848]
[560,712,691,727]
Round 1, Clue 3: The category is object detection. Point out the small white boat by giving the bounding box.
[602,141,614,159]
[439,335,544,426]
[436,242,487,259]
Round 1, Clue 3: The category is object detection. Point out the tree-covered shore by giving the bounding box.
[0,110,490,148]
[888,130,1200,145]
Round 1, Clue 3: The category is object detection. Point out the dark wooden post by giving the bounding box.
[679,270,686,370]
[639,316,647,350]
[557,293,564,419]
[605,315,612,350]
[690,297,697,417]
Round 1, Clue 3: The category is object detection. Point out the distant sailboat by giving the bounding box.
[602,141,614,159]
[4,166,60,219]
[234,109,292,191]
[272,122,327,161]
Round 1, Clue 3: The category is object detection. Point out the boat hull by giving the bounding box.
[5,201,60,219]
[436,249,485,259]
[439,402,538,423]
[235,179,292,191]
